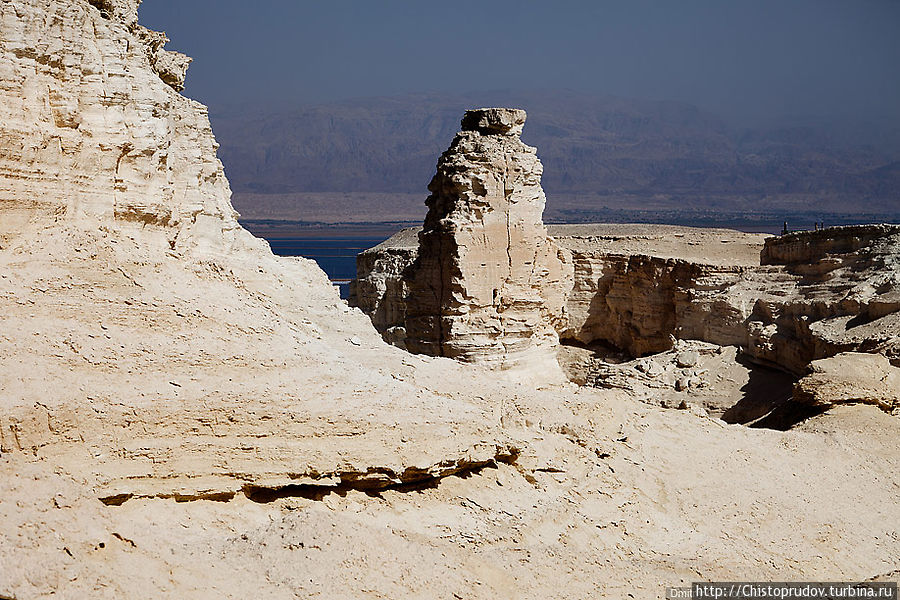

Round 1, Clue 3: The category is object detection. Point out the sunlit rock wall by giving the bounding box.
[402,108,573,376]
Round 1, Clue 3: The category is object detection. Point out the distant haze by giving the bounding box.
[139,0,900,125]
[204,90,900,228]
[139,1,900,227]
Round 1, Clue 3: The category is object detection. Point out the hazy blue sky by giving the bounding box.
[139,0,900,123]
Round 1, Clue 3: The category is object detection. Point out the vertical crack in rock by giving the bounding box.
[504,173,514,275]
[358,223,900,379]
[403,108,574,378]
[436,226,446,357]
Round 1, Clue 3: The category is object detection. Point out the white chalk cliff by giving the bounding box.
[357,223,900,376]
[2,2,900,598]
[0,0,245,256]
[403,108,573,377]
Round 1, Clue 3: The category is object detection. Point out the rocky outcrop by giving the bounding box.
[348,228,419,347]
[5,3,900,598]
[0,0,233,255]
[349,230,417,337]
[554,225,765,356]
[560,224,900,373]
[401,108,573,375]
[354,224,766,357]
[760,224,900,266]
[355,223,900,375]
[793,352,900,413]
[86,0,192,90]
[745,225,900,373]
[0,0,515,517]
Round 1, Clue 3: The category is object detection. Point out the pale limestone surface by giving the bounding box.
[403,109,573,377]
[347,231,417,347]
[555,225,767,356]
[0,0,235,255]
[794,352,900,413]
[356,224,900,375]
[349,226,419,345]
[1,2,900,598]
[745,225,900,372]
[0,0,521,504]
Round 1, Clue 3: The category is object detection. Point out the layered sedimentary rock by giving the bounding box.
[793,352,900,414]
[348,227,419,347]
[539,223,900,372]
[554,224,765,356]
[350,227,419,338]
[355,223,900,375]
[0,0,515,515]
[0,0,239,255]
[5,3,900,598]
[401,108,573,374]
[354,224,765,357]
[745,225,900,372]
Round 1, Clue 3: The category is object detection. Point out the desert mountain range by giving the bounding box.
[211,90,900,223]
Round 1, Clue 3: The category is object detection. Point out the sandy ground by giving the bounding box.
[1,223,898,599]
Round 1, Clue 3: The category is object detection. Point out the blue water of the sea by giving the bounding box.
[263,237,388,298]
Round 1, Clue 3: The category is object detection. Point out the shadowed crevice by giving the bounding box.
[241,456,513,504]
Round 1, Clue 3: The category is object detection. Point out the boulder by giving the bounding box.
[793,352,900,413]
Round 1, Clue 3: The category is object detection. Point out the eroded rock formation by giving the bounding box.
[4,2,900,597]
[348,227,419,347]
[0,0,230,255]
[746,225,900,372]
[1,0,521,519]
[555,225,765,356]
[355,224,900,376]
[402,108,573,374]
[793,352,900,414]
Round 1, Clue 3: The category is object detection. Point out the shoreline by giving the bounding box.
[241,213,900,239]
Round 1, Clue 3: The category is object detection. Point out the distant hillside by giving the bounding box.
[209,91,900,223]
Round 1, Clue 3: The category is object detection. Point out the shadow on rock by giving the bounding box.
[721,360,798,427]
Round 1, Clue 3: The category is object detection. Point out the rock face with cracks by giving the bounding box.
[0,0,521,508]
[0,0,231,255]
[553,224,766,357]
[403,108,573,375]
[793,352,900,414]
[356,223,900,376]
[3,2,900,598]
[747,225,900,373]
